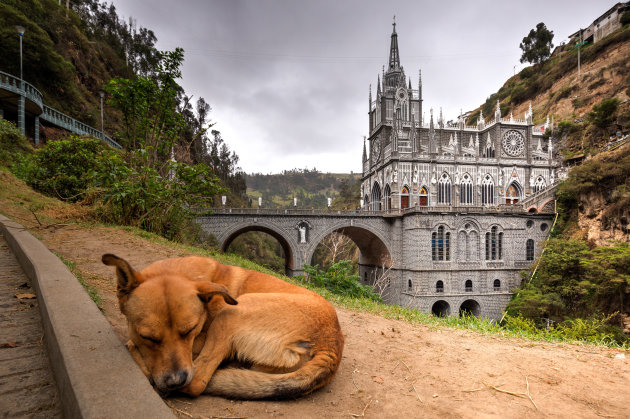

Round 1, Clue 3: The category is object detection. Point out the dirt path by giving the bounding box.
[34,224,629,419]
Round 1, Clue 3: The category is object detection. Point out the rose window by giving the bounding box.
[502,130,525,156]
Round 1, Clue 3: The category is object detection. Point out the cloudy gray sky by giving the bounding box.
[111,0,614,174]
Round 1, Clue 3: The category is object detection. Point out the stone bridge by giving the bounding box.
[196,208,394,276]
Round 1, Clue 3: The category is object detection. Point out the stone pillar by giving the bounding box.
[18,93,25,136]
[34,116,40,145]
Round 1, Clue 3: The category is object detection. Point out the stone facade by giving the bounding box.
[358,23,559,318]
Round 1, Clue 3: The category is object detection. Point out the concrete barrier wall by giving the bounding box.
[0,215,173,419]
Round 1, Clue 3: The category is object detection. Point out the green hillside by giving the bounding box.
[246,169,361,209]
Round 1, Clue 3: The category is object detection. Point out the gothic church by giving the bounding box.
[359,23,559,318]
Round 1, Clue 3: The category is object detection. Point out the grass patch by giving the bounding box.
[54,252,102,308]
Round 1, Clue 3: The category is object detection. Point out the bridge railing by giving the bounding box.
[40,105,122,149]
[0,70,44,110]
[198,204,548,216]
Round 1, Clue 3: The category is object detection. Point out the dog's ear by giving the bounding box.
[102,254,141,297]
[196,281,238,305]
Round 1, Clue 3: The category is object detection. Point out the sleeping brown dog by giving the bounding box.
[102,254,344,398]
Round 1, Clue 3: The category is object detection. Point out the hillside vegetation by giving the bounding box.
[494,24,630,335]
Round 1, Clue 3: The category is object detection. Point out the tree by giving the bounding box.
[519,22,554,65]
[106,48,186,173]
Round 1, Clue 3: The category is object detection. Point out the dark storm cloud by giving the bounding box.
[111,0,614,173]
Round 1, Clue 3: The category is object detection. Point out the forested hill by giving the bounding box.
[246,169,361,209]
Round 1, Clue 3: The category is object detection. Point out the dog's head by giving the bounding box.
[102,254,237,394]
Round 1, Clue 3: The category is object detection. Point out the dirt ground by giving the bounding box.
[32,224,629,419]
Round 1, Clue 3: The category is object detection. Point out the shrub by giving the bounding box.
[0,119,32,165]
[621,10,630,26]
[17,137,112,201]
[300,261,381,301]
[588,98,619,128]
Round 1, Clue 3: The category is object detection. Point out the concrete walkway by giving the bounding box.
[0,233,62,418]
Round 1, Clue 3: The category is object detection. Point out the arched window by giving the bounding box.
[438,173,452,205]
[407,279,413,291]
[526,239,535,260]
[436,280,444,293]
[482,174,494,205]
[419,186,429,207]
[465,280,473,292]
[401,186,410,209]
[460,173,473,205]
[371,182,381,211]
[493,279,501,290]
[383,184,392,211]
[533,176,546,193]
[432,225,450,261]
[485,226,503,260]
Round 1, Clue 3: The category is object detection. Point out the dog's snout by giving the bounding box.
[164,370,189,389]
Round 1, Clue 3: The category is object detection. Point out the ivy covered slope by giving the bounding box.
[500,24,630,334]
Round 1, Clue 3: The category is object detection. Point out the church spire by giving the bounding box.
[388,16,400,71]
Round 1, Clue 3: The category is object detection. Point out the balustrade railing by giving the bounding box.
[0,70,43,109]
[198,203,541,217]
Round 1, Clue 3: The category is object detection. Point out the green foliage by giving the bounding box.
[0,119,32,166]
[622,11,630,26]
[588,98,620,128]
[17,137,113,201]
[519,67,534,79]
[14,136,225,242]
[106,48,186,171]
[519,22,554,65]
[226,232,286,273]
[92,159,225,241]
[300,261,381,302]
[507,239,630,326]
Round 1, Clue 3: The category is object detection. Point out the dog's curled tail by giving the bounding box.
[204,349,342,399]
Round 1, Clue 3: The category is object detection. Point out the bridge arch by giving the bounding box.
[219,222,298,274]
[306,221,392,270]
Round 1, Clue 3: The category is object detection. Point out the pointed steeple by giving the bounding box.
[369,84,372,111]
[377,74,381,95]
[439,107,444,128]
[418,69,422,99]
[363,136,367,162]
[388,16,401,71]
[408,77,412,89]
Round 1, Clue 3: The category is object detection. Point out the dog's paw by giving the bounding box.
[179,378,207,397]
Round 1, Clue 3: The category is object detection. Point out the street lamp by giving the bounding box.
[15,25,25,83]
[99,91,105,132]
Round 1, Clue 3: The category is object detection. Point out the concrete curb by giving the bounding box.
[0,215,174,419]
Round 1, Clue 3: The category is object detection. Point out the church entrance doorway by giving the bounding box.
[506,182,522,205]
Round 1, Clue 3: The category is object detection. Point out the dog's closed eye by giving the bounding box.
[140,334,162,345]
[181,325,197,338]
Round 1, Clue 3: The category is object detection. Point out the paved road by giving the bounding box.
[0,233,61,418]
